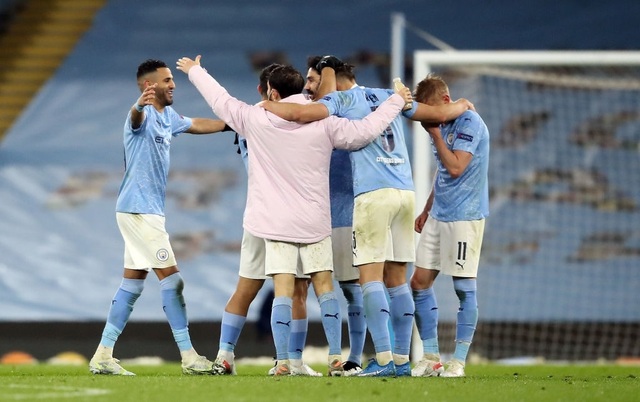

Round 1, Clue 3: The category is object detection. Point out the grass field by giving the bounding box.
[1,363,638,402]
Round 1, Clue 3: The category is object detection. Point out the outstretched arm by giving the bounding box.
[329,88,411,151]
[177,55,251,137]
[186,118,230,134]
[408,98,475,124]
[260,101,330,123]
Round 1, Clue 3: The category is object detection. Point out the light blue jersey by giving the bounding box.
[116,105,192,215]
[429,110,490,222]
[318,86,414,200]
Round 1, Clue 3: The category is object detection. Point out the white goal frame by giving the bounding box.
[410,50,640,361]
[411,50,640,211]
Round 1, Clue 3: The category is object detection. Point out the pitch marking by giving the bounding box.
[2,384,111,400]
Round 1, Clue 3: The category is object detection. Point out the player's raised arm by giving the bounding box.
[177,55,252,138]
[315,55,343,98]
[130,83,156,129]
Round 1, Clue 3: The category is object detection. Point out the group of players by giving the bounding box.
[87,53,490,379]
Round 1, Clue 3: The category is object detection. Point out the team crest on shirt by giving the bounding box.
[446,133,455,145]
[156,248,169,261]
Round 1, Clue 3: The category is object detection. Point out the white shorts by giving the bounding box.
[415,217,485,277]
[238,230,268,280]
[240,230,309,279]
[116,212,177,270]
[264,236,333,277]
[332,226,359,282]
[352,188,416,266]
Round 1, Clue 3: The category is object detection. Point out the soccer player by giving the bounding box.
[305,55,366,376]
[213,63,321,377]
[260,55,474,377]
[176,54,411,376]
[89,59,230,376]
[410,74,489,378]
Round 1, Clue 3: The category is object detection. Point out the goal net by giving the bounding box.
[412,51,640,362]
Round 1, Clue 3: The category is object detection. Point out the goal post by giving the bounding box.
[411,50,640,362]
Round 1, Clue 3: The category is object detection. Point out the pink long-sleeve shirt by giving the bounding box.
[188,65,404,243]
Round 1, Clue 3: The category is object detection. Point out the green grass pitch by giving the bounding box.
[1,363,638,402]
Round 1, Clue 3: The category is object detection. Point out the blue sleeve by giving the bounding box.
[401,101,419,119]
[168,108,192,137]
[452,111,482,154]
[317,92,341,116]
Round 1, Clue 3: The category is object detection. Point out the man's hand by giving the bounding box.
[454,98,475,112]
[316,55,343,71]
[414,210,429,233]
[394,86,413,107]
[176,55,202,74]
[135,83,157,108]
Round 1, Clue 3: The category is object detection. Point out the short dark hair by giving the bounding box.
[307,55,322,74]
[268,65,304,99]
[137,59,167,79]
[334,63,356,81]
[306,55,356,81]
[258,63,283,95]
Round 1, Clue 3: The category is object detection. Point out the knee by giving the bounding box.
[453,278,477,304]
[410,272,434,291]
[383,269,407,288]
[311,273,333,295]
[160,272,184,293]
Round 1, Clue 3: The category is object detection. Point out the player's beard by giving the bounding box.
[163,92,174,106]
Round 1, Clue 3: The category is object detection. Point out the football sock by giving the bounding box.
[160,273,192,352]
[93,344,113,360]
[180,347,199,364]
[453,342,471,364]
[362,281,391,355]
[219,311,246,353]
[388,283,414,357]
[375,351,393,366]
[99,278,144,348]
[340,282,365,365]
[289,318,308,360]
[271,296,293,361]
[453,278,478,363]
[393,354,410,365]
[413,287,439,356]
[318,292,342,356]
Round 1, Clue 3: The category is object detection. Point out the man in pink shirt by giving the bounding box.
[176,55,410,377]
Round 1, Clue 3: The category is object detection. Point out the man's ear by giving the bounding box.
[271,89,280,101]
[257,84,263,96]
[443,93,451,104]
